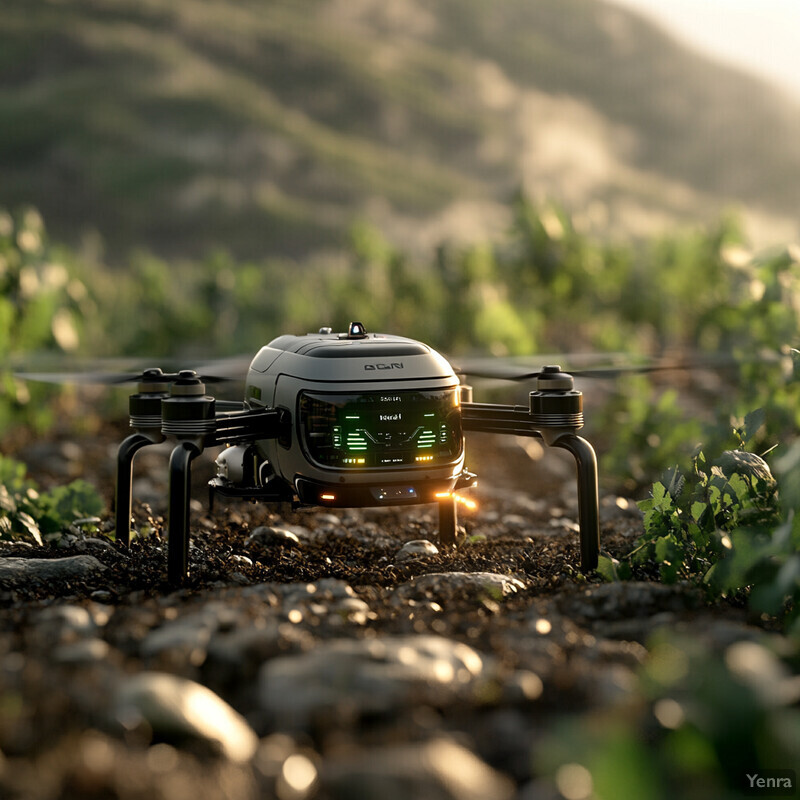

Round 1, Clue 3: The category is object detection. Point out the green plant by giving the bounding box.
[0,207,91,432]
[537,631,800,800]
[705,437,800,634]
[601,412,800,632]
[0,455,104,544]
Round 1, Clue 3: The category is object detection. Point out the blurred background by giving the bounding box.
[1,0,800,485]
[3,5,800,798]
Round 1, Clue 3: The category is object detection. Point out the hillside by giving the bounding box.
[1,0,799,259]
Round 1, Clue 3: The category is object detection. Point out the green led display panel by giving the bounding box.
[298,389,463,468]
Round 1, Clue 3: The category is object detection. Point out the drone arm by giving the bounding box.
[210,407,286,446]
[461,402,599,571]
[461,403,545,438]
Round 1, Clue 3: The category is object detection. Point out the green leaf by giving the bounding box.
[743,408,766,444]
[690,501,707,522]
[14,511,43,546]
[659,561,681,584]
[597,555,620,582]
[655,534,683,566]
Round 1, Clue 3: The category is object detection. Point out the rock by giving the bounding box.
[314,513,342,526]
[259,635,489,727]
[0,555,107,587]
[500,514,530,531]
[204,621,311,684]
[115,671,258,763]
[396,540,439,562]
[52,637,111,664]
[37,604,96,640]
[331,596,372,625]
[396,572,525,605]
[714,450,776,486]
[140,603,236,665]
[321,737,515,800]
[281,579,355,607]
[557,581,702,623]
[247,526,301,548]
[141,619,213,666]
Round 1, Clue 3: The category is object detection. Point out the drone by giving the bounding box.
[99,322,600,583]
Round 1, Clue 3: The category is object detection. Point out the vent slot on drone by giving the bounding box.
[304,343,429,358]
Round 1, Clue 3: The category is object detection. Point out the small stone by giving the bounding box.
[227,571,251,586]
[53,638,111,664]
[396,539,439,561]
[322,737,515,800]
[140,605,232,664]
[500,514,529,530]
[314,514,341,526]
[333,597,372,625]
[259,635,489,727]
[37,604,96,638]
[247,526,300,547]
[557,581,702,623]
[714,450,775,486]
[115,671,258,763]
[396,572,525,605]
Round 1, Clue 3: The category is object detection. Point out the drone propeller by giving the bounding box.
[14,366,233,386]
[453,351,762,383]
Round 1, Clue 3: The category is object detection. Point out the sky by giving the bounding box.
[609,0,800,101]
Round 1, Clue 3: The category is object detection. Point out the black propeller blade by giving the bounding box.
[14,367,234,386]
[453,350,771,382]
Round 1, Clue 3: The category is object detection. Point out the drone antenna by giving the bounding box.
[346,321,368,339]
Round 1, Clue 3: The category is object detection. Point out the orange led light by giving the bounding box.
[320,493,336,502]
[454,494,478,511]
[434,490,477,511]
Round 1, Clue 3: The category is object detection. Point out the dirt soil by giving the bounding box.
[0,423,765,800]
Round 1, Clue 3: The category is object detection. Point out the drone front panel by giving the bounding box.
[298,388,463,469]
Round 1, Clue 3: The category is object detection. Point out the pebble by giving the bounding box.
[395,539,439,561]
[246,526,301,548]
[259,635,490,727]
[714,450,775,485]
[52,637,111,664]
[321,737,515,800]
[0,555,107,587]
[396,572,526,604]
[557,581,702,622]
[115,671,259,763]
[500,514,530,530]
[36,604,96,640]
[140,603,237,665]
[314,513,342,526]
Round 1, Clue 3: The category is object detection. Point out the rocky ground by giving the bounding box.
[0,427,775,799]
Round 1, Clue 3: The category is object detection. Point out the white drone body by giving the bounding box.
[215,323,469,508]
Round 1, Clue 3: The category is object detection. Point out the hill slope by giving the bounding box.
[1,0,798,259]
